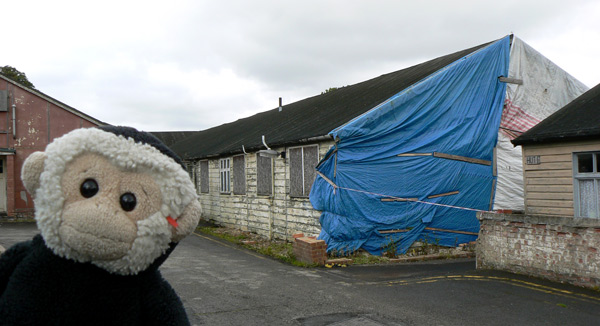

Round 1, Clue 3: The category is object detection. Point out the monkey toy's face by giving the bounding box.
[21,127,201,275]
[60,153,163,260]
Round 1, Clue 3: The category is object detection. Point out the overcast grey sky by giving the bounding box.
[2,1,599,131]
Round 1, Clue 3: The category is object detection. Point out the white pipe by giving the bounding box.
[261,135,271,150]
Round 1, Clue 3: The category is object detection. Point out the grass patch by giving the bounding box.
[196,225,317,267]
[197,226,248,243]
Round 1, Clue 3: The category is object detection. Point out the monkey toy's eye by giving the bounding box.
[120,192,137,212]
[80,179,99,198]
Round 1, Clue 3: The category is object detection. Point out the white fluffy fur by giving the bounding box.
[34,128,198,275]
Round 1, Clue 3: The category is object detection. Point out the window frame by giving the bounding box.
[219,158,231,194]
[573,152,600,218]
[289,144,319,198]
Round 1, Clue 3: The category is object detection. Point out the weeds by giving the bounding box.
[197,225,475,267]
[328,248,389,265]
[196,225,316,267]
[382,236,398,258]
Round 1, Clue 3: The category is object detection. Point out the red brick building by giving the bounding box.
[0,75,104,218]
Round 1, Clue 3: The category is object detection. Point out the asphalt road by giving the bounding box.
[1,222,599,325]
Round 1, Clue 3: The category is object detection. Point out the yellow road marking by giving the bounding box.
[415,280,439,284]
[383,274,600,304]
[189,232,600,304]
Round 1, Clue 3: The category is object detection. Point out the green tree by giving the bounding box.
[321,87,338,95]
[0,65,35,89]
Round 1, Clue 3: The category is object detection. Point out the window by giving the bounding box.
[574,152,600,218]
[289,145,319,197]
[256,154,272,196]
[219,158,231,193]
[199,160,209,193]
[233,155,246,195]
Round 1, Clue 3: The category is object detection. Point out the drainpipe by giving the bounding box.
[11,104,16,139]
[269,153,275,240]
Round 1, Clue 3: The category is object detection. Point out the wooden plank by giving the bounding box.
[433,152,491,166]
[333,151,338,178]
[498,76,523,85]
[526,170,572,178]
[539,154,572,163]
[316,171,337,188]
[527,192,574,200]
[526,185,573,193]
[425,227,479,236]
[397,153,432,157]
[523,162,572,171]
[492,147,497,177]
[381,197,418,202]
[427,191,459,199]
[526,199,573,208]
[526,177,573,185]
[489,179,496,211]
[527,206,574,216]
[524,143,600,156]
[379,229,410,234]
[378,227,479,236]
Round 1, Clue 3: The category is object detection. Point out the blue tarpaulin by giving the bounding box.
[310,36,510,255]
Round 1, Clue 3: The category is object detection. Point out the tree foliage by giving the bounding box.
[0,65,35,89]
[321,87,338,95]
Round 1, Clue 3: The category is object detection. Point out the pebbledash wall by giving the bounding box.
[194,140,335,240]
[476,212,600,288]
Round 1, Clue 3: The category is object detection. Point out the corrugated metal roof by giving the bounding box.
[170,40,494,160]
[512,83,600,145]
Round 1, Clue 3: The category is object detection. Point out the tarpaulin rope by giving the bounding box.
[316,171,490,214]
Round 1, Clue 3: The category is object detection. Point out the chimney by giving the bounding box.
[278,97,282,112]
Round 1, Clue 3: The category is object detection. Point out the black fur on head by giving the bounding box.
[97,125,185,169]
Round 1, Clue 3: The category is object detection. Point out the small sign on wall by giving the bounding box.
[526,155,541,165]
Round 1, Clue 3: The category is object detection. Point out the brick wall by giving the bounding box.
[292,234,327,265]
[477,212,600,288]
[197,140,334,240]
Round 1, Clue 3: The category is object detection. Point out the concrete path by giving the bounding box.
[2,222,600,325]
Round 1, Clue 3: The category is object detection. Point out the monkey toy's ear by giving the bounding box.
[170,199,202,243]
[21,151,47,199]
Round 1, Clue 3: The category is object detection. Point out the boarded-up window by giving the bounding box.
[233,155,246,195]
[185,162,196,185]
[257,154,272,196]
[289,145,319,197]
[220,158,230,193]
[199,160,209,193]
[0,90,8,111]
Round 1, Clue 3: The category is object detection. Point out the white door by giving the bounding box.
[0,157,6,212]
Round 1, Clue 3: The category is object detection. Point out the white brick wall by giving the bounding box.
[196,140,334,240]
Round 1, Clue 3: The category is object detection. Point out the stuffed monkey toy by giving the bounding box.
[0,126,201,326]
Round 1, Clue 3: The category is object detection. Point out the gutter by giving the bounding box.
[188,134,334,160]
